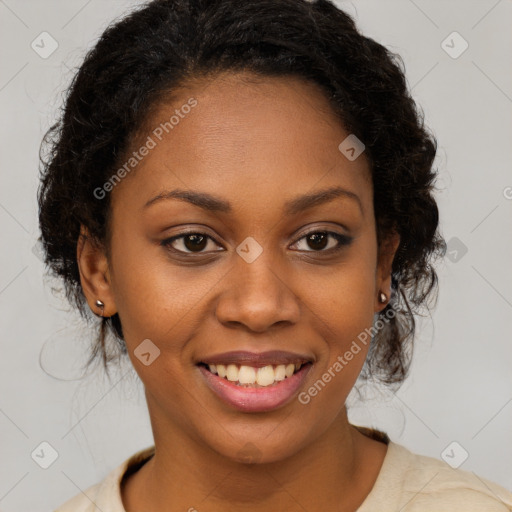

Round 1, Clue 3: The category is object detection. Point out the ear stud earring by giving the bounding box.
[95,299,105,316]
[378,292,387,304]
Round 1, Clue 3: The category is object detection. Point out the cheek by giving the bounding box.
[304,238,377,383]
[296,274,376,425]
[305,235,377,325]
[110,217,377,373]
[108,230,227,361]
[108,240,204,414]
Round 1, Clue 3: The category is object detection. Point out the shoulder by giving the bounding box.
[385,442,512,511]
[53,446,155,512]
[53,480,105,512]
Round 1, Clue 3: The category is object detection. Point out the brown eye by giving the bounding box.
[292,231,352,252]
[182,234,207,252]
[162,233,222,254]
[306,232,329,250]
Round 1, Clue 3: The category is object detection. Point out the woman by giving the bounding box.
[38,0,512,510]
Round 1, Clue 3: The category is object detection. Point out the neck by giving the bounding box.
[122,407,387,512]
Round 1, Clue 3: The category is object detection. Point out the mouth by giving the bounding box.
[197,361,310,388]
[196,351,314,412]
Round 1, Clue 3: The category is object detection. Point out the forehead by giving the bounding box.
[112,71,372,218]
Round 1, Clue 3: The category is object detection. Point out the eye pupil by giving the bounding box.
[307,232,328,251]
[184,234,207,252]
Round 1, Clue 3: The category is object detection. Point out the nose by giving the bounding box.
[215,252,301,333]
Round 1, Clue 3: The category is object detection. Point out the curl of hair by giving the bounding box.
[38,0,446,384]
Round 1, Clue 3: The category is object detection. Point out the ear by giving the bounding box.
[77,225,117,317]
[375,230,400,312]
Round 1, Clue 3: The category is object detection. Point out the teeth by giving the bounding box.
[226,364,238,382]
[238,365,256,384]
[256,365,275,386]
[274,364,286,381]
[205,362,305,387]
[285,363,295,377]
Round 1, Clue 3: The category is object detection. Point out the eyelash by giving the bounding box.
[161,229,353,255]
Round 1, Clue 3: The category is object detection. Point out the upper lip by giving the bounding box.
[198,350,314,368]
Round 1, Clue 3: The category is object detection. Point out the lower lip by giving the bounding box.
[198,364,312,413]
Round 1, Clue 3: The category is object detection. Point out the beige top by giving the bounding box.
[55,430,512,511]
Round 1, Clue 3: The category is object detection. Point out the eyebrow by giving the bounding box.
[284,186,363,216]
[143,186,363,215]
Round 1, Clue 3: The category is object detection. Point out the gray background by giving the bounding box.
[1,0,511,510]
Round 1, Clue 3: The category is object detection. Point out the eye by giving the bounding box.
[162,232,223,254]
[161,229,352,255]
[292,231,352,252]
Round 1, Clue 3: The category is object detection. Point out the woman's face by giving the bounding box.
[83,71,398,463]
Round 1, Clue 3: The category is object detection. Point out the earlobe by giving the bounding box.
[77,225,117,317]
[375,231,400,311]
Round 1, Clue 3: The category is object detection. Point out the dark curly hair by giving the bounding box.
[37,0,446,386]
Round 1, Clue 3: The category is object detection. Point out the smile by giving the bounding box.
[199,362,306,387]
[197,351,313,413]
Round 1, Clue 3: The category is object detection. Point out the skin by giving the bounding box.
[78,71,400,511]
